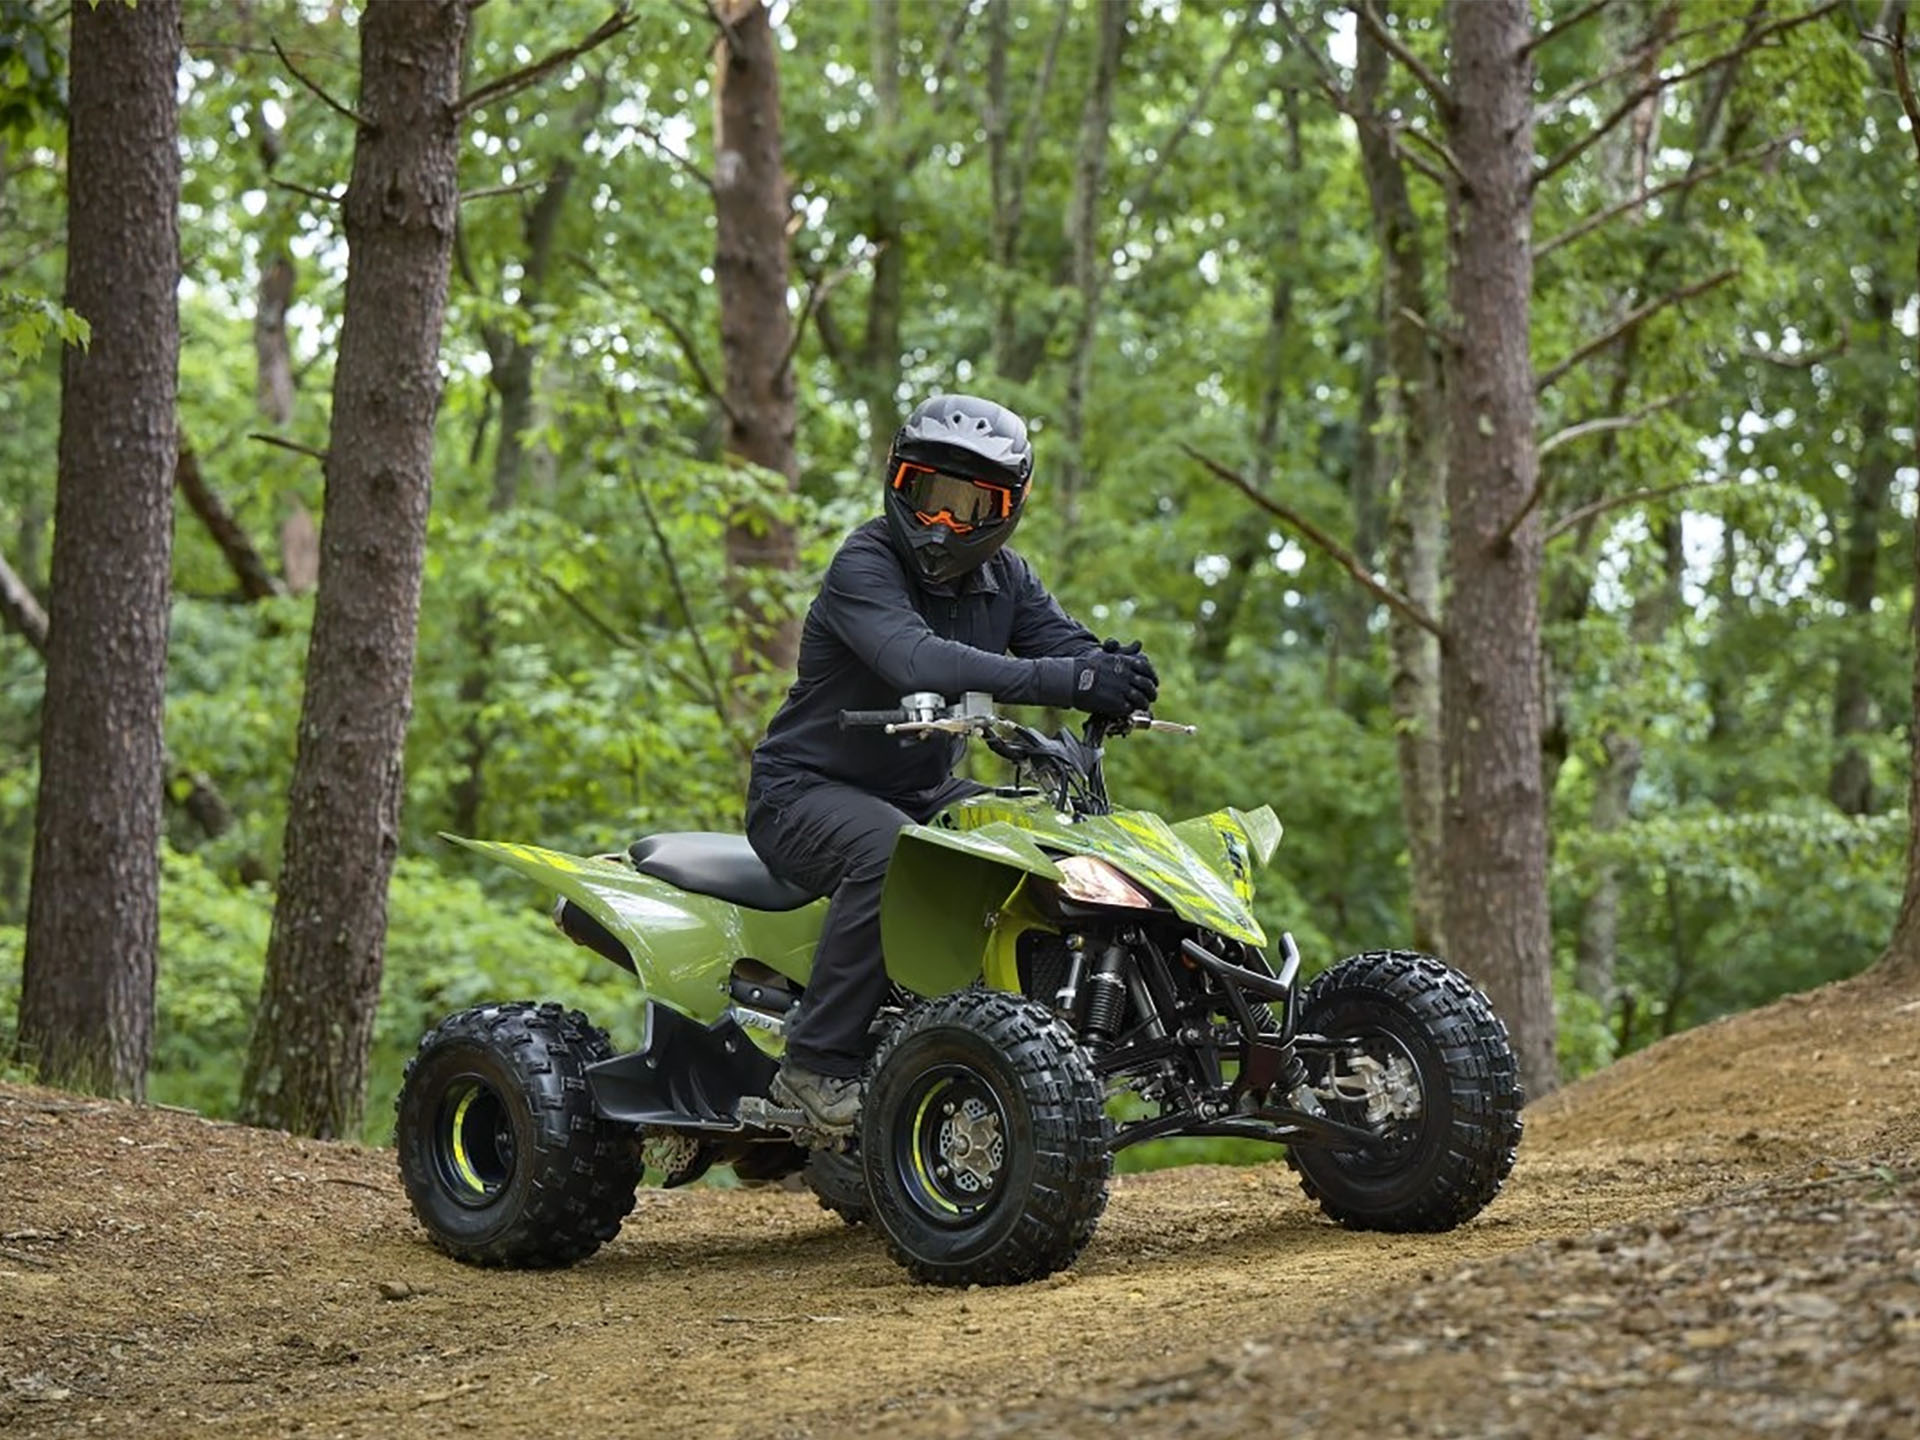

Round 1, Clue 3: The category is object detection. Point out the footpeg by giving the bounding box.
[737,1096,852,1151]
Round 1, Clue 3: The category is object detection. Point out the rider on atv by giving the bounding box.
[745,393,1160,1132]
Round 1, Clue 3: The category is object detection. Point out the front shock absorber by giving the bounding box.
[1082,940,1130,1040]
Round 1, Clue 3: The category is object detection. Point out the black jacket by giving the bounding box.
[749,518,1100,805]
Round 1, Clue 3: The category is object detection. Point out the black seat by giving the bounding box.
[628,832,818,912]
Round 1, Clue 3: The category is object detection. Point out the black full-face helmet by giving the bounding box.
[883,393,1034,585]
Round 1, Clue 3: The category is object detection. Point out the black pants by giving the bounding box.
[746,773,980,1078]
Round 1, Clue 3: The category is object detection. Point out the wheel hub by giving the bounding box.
[1312,1046,1424,1126]
[939,1098,1005,1192]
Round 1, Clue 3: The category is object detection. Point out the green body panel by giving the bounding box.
[454,792,1281,1020]
[879,825,1064,996]
[445,836,826,1024]
[942,797,1270,947]
[877,795,1277,996]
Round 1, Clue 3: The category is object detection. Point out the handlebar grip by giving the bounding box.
[838,708,911,729]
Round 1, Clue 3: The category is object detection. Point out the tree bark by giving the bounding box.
[239,0,466,1137]
[16,0,181,1100]
[1439,0,1558,1095]
[712,0,799,679]
[255,252,297,428]
[1829,276,1898,814]
[1057,0,1128,525]
[1874,1,1920,982]
[858,0,905,480]
[1355,4,1447,956]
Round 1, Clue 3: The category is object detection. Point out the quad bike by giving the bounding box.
[395,692,1524,1287]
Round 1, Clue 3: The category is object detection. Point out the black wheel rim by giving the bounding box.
[432,1073,516,1207]
[891,1063,1011,1228]
[1311,1026,1432,1176]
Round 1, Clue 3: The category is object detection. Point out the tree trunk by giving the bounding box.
[1829,276,1898,813]
[239,0,465,1137]
[1575,519,1681,1005]
[986,0,1070,384]
[16,0,181,1100]
[1875,7,1920,982]
[1439,0,1557,1095]
[856,0,905,480]
[1057,0,1128,525]
[1355,5,1447,956]
[712,0,799,679]
[255,251,296,428]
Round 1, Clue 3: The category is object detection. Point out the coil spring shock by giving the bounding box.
[1082,941,1130,1040]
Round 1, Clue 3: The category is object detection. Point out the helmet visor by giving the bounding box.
[891,461,1018,533]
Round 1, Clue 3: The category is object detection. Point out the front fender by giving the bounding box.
[879,822,1063,997]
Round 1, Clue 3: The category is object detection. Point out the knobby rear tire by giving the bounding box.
[395,1001,640,1268]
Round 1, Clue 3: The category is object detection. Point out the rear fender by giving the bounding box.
[879,822,1063,997]
[444,835,825,1024]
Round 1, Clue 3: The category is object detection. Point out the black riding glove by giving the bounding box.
[1073,648,1159,716]
[1101,637,1158,687]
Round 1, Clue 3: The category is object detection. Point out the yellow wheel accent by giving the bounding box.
[448,1088,488,1194]
[909,1085,962,1215]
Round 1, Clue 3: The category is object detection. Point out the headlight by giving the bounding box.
[1055,855,1154,909]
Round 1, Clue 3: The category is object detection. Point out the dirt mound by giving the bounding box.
[2,970,1916,1439]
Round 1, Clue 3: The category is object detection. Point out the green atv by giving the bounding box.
[395,693,1523,1287]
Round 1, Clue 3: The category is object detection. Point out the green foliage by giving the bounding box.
[0,291,88,362]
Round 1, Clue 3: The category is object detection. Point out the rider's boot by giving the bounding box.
[771,1062,862,1133]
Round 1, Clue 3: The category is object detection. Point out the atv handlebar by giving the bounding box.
[836,693,1194,739]
[837,708,912,729]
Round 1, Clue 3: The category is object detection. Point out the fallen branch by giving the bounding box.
[457,7,639,118]
[1535,135,1797,259]
[1543,477,1734,543]
[249,431,330,465]
[1357,0,1454,122]
[1535,267,1739,394]
[1183,445,1446,642]
[1533,2,1839,189]
[271,35,367,130]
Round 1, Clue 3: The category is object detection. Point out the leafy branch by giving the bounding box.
[457,7,640,118]
[1535,267,1739,394]
[1183,445,1446,642]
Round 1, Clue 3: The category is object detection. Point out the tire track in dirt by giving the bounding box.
[2,973,1915,1438]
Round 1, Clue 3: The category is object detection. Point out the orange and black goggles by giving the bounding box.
[890,461,1023,533]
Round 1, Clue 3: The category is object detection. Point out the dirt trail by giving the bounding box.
[3,971,1917,1439]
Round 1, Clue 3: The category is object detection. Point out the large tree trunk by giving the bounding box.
[1057,0,1128,525]
[1875,6,1920,982]
[15,0,181,1099]
[1439,0,1557,1095]
[239,0,465,1137]
[1355,5,1447,956]
[858,0,905,480]
[1830,275,1898,813]
[712,0,799,680]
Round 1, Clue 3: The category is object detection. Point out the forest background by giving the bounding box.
[1,0,1917,1163]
